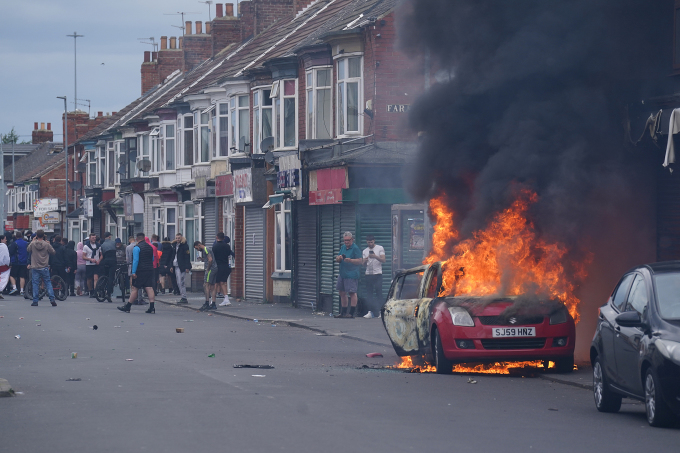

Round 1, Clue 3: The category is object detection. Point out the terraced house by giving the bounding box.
[67,0,429,313]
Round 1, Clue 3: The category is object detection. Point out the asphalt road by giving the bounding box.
[1,298,678,453]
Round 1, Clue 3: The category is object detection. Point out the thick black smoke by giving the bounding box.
[397,0,670,360]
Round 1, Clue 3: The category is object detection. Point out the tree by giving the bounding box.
[1,127,30,144]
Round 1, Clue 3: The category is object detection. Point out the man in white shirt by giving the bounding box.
[82,234,101,298]
[0,235,11,296]
[362,235,385,318]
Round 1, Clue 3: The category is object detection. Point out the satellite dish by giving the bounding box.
[137,159,152,172]
[18,202,25,210]
[77,163,87,173]
[260,137,274,153]
[128,151,137,161]
[264,151,275,165]
[117,164,127,177]
[69,181,82,191]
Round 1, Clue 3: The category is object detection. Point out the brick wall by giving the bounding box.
[212,16,242,55]
[231,204,244,298]
[183,35,212,72]
[32,127,53,144]
[239,0,295,39]
[158,48,184,81]
[40,165,67,202]
[141,61,160,94]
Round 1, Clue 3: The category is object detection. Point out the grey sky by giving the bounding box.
[0,0,236,143]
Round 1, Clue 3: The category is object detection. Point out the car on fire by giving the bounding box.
[381,261,576,374]
[591,261,680,427]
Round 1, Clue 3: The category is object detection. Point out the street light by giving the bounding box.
[57,96,68,238]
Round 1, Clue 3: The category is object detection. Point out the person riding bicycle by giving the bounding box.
[99,232,117,302]
[118,232,156,314]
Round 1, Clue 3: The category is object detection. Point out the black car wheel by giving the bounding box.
[433,328,453,374]
[645,368,675,427]
[555,355,574,373]
[593,357,621,413]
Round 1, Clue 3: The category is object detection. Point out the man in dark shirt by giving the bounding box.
[212,232,235,306]
[99,232,117,302]
[118,232,156,314]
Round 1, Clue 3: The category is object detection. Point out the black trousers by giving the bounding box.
[101,260,116,296]
[364,274,384,314]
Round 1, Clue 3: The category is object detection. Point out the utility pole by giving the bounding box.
[66,32,84,111]
[57,96,68,238]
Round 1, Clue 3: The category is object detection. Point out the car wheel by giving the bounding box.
[592,357,621,413]
[433,328,453,375]
[555,355,574,373]
[645,368,675,427]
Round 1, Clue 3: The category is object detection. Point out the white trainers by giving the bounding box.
[219,298,231,307]
[363,311,375,318]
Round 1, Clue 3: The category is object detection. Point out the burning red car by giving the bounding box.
[382,262,576,374]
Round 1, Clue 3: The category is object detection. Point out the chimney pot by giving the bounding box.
[160,36,168,50]
[34,122,38,130]
[185,21,192,35]
[206,22,211,34]
[41,122,45,130]
[196,21,202,34]
[170,37,177,49]
[216,3,223,17]
[178,37,183,49]
[112,112,117,116]
[152,51,158,61]
[47,123,51,130]
[144,50,150,62]
[98,112,103,117]
[225,3,233,16]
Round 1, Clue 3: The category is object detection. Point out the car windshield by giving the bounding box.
[653,272,680,320]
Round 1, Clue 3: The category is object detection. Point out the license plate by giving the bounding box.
[492,327,536,337]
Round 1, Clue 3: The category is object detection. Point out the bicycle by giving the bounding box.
[94,264,128,302]
[24,275,68,301]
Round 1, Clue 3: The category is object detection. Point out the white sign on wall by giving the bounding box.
[33,198,59,216]
[233,168,252,203]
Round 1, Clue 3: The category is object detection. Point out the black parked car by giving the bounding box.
[590,261,680,427]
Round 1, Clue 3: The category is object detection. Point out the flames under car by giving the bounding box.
[382,263,576,374]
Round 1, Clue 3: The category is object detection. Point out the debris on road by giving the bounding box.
[548,408,559,411]
[140,323,144,325]
[366,353,383,358]
[14,335,20,339]
[251,375,266,377]
[176,328,184,333]
[36,324,41,326]
[86,318,90,320]
[253,319,258,322]
[184,320,194,322]
[71,352,77,359]
[467,378,477,384]
[66,378,81,381]
[19,317,23,320]
[92,325,98,330]
[233,364,275,369]
[208,353,215,358]
[125,359,134,361]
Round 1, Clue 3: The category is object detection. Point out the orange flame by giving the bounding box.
[425,189,589,322]
[394,357,573,374]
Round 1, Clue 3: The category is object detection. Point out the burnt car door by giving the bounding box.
[599,273,635,385]
[415,263,442,353]
[382,269,425,355]
[613,273,649,394]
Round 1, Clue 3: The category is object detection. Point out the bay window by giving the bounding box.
[252,88,274,153]
[183,115,194,166]
[336,56,362,136]
[98,146,106,186]
[230,94,250,154]
[280,79,297,148]
[194,109,211,163]
[150,127,160,173]
[87,150,97,186]
[306,67,332,139]
[126,137,136,179]
[166,206,177,238]
[139,133,150,176]
[218,103,229,157]
[275,200,292,272]
[107,141,115,188]
[164,123,175,171]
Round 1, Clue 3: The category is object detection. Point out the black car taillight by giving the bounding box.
[455,339,475,349]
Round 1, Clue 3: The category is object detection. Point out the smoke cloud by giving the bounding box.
[397,0,668,360]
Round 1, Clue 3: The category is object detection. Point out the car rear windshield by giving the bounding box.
[653,272,680,320]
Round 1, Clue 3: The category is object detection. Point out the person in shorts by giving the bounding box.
[9,231,28,295]
[118,232,156,314]
[212,232,235,306]
[334,232,362,318]
[82,233,101,297]
[194,241,218,311]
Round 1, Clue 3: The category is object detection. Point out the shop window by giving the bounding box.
[306,67,332,140]
[336,56,363,136]
[275,200,292,272]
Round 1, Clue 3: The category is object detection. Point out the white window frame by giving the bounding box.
[181,203,199,260]
[335,55,364,137]
[251,86,275,154]
[150,127,160,174]
[216,102,229,158]
[165,205,177,238]
[194,107,212,164]
[162,122,176,171]
[137,133,150,177]
[87,149,97,186]
[274,200,292,272]
[306,66,332,140]
[275,78,298,150]
[229,94,250,155]
[181,114,194,167]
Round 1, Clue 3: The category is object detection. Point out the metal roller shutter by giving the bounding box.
[318,204,356,315]
[245,206,265,302]
[203,200,217,246]
[296,203,317,309]
[356,204,393,310]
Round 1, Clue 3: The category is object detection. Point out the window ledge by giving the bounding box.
[271,271,291,280]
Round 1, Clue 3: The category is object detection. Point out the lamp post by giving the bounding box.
[57,96,68,238]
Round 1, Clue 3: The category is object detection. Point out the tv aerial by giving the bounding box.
[138,37,158,53]
[164,11,199,35]
[198,1,213,21]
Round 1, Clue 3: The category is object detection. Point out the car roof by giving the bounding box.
[629,260,680,275]
[393,262,440,278]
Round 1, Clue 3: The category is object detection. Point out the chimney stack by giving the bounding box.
[160,36,168,50]
[216,3,223,17]
[32,121,54,144]
[225,3,233,16]
[170,37,177,49]
[196,21,203,34]
[144,51,150,62]
[185,21,192,35]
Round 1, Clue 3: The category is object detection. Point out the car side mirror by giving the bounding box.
[616,311,649,332]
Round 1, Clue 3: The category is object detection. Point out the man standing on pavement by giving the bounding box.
[9,231,28,295]
[194,241,217,311]
[83,233,101,297]
[335,232,362,318]
[118,232,156,314]
[212,232,235,306]
[362,235,386,318]
[27,230,56,306]
[173,233,191,304]
[126,236,145,305]
[0,235,11,295]
[99,232,117,302]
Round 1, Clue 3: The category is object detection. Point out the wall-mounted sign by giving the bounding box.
[83,198,94,217]
[233,168,252,203]
[215,174,234,197]
[277,169,300,189]
[195,177,208,199]
[5,220,13,232]
[33,198,59,216]
[42,212,60,224]
[123,194,134,221]
[309,189,342,205]
[33,219,54,233]
[387,104,410,113]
